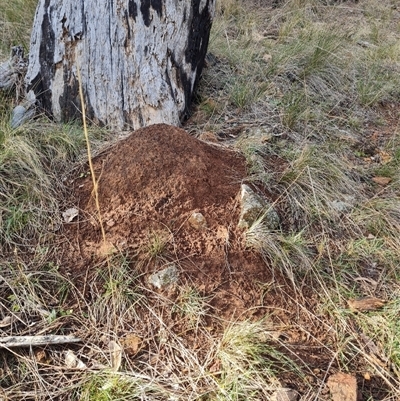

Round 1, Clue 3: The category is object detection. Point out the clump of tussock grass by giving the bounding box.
[246,221,313,282]
[241,140,362,234]
[0,0,37,58]
[195,0,400,141]
[173,285,210,330]
[271,1,400,132]
[277,145,361,228]
[193,0,273,127]
[213,319,300,400]
[88,254,145,329]
[309,255,400,396]
[78,371,173,401]
[0,121,106,248]
[235,136,276,184]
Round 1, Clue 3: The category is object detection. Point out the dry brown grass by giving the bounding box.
[1,0,400,400]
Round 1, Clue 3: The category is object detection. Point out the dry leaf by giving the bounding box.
[363,372,371,380]
[327,372,357,401]
[65,350,87,369]
[62,208,79,223]
[209,359,221,373]
[0,315,13,328]
[372,176,391,186]
[347,297,386,312]
[120,334,141,356]
[109,340,122,371]
[378,150,392,164]
[35,349,48,363]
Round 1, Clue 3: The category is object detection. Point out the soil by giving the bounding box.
[57,123,391,399]
[61,123,296,321]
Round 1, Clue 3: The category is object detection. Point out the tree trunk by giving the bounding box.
[24,0,215,129]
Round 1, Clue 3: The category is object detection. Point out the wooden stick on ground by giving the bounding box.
[0,335,82,348]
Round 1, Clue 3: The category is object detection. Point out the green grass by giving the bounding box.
[78,372,169,401]
[0,121,106,248]
[91,254,145,327]
[0,0,37,57]
[214,320,293,400]
[174,286,210,330]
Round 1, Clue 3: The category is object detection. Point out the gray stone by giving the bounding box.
[238,184,280,230]
[11,90,37,128]
[263,204,280,230]
[11,105,35,129]
[148,265,179,289]
[244,126,272,141]
[329,196,355,213]
[272,388,299,401]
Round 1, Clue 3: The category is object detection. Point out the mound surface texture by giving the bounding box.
[62,124,277,317]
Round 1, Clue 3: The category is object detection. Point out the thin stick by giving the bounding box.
[75,60,117,330]
[0,335,81,348]
[76,66,107,245]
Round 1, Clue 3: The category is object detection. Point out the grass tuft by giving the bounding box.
[0,121,106,248]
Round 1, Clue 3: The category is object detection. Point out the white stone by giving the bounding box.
[188,212,207,229]
[149,265,179,289]
[238,184,279,230]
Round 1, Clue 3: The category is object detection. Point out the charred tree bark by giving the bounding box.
[24,0,215,129]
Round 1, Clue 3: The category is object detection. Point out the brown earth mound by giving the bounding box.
[62,123,286,318]
[58,124,346,393]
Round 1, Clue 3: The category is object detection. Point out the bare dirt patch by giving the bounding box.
[60,123,295,321]
[55,123,395,399]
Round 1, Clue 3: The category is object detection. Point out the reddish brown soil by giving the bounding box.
[55,123,394,399]
[61,124,294,320]
[59,125,336,382]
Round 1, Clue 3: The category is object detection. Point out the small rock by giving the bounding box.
[327,372,357,401]
[238,184,279,230]
[330,200,352,213]
[65,350,87,370]
[62,207,79,223]
[329,195,355,213]
[11,105,35,128]
[188,212,207,230]
[272,387,299,401]
[149,265,179,289]
[357,40,377,49]
[244,126,272,141]
[10,92,37,129]
[262,53,272,63]
[106,219,115,227]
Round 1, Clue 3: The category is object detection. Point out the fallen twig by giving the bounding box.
[0,335,82,348]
